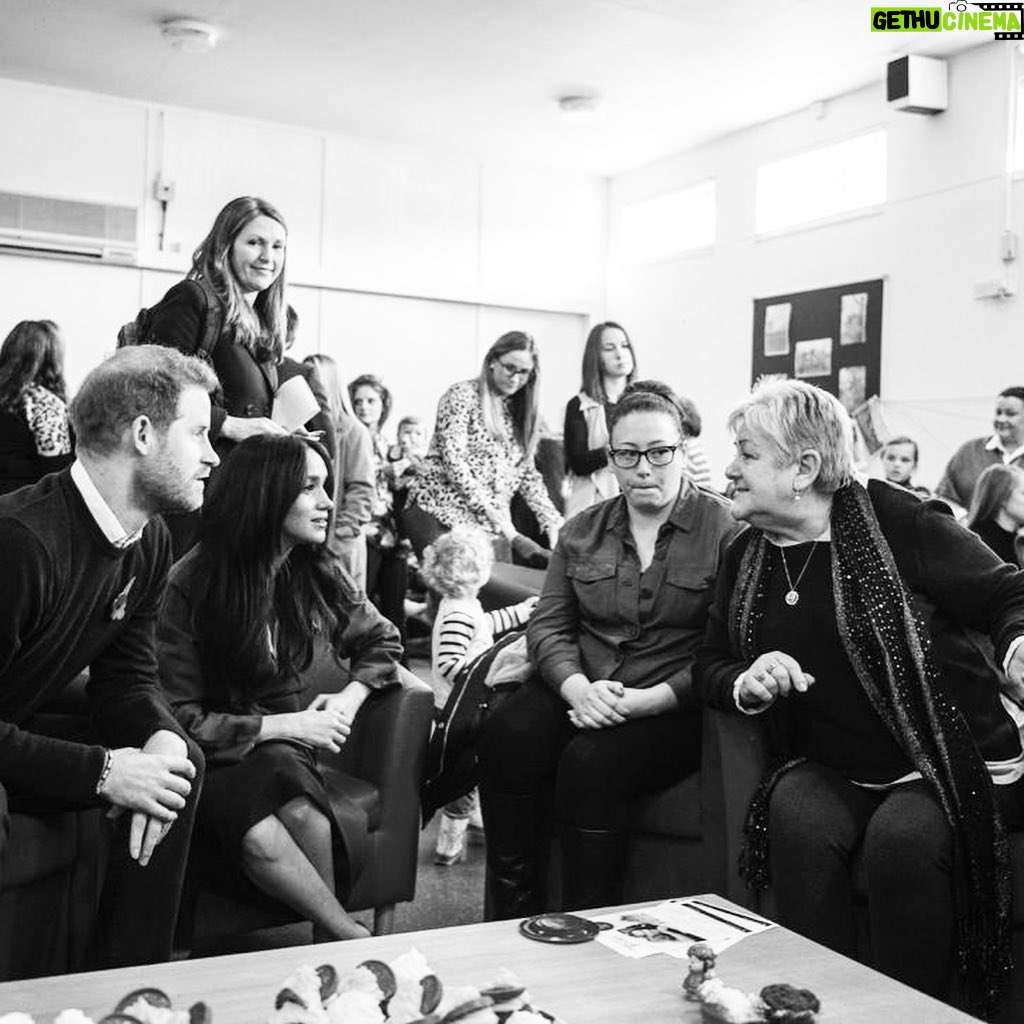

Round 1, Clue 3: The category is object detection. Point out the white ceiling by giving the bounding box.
[1,0,985,177]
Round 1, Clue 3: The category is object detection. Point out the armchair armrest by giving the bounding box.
[331,666,434,796]
[700,707,770,908]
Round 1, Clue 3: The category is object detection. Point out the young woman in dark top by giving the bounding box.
[478,381,737,920]
[157,434,402,941]
[0,320,73,494]
[696,379,1024,1016]
[967,462,1024,566]
[563,321,637,518]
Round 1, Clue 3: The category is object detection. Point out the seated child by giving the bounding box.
[420,524,538,866]
[880,435,931,499]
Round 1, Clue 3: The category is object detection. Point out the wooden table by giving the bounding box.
[0,896,982,1023]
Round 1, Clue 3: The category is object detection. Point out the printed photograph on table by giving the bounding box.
[839,291,868,346]
[794,338,832,379]
[762,302,792,356]
[838,365,867,412]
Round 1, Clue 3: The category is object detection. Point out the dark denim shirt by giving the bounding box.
[527,482,739,707]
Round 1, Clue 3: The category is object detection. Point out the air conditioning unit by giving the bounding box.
[0,191,138,264]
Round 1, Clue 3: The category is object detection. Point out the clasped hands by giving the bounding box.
[101,730,195,868]
[737,651,816,710]
[561,675,635,730]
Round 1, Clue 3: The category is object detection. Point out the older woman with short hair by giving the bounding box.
[696,379,1024,1016]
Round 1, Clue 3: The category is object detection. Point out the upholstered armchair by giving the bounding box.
[700,708,1024,1024]
[0,784,103,981]
[176,654,434,955]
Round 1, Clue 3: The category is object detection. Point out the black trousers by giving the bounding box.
[365,538,408,643]
[10,712,204,969]
[767,761,955,1000]
[478,677,701,830]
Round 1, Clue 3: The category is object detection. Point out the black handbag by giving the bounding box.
[420,629,527,822]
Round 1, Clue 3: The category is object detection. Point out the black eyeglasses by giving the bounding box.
[607,444,681,469]
[496,361,534,380]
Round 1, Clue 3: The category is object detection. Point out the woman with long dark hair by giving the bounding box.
[564,321,637,517]
[157,434,402,941]
[0,319,73,494]
[403,331,563,561]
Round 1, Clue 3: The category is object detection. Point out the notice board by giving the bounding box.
[751,278,883,414]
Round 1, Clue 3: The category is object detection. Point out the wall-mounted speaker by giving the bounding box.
[887,55,948,114]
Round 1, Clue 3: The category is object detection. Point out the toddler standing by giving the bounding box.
[420,525,537,865]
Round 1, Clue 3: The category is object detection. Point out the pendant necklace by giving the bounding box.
[779,541,818,607]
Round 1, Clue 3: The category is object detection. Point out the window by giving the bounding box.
[618,180,716,263]
[1013,77,1024,172]
[755,130,887,235]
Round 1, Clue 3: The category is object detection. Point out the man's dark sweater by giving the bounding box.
[0,469,183,805]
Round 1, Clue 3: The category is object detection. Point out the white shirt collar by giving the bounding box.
[70,460,143,549]
[984,434,1024,464]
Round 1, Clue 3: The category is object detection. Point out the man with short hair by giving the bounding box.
[0,345,218,968]
[936,385,1024,514]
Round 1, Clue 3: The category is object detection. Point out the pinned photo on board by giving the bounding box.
[763,303,792,356]
[794,338,832,379]
[838,365,867,412]
[840,292,868,346]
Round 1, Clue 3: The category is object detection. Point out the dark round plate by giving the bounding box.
[519,912,600,944]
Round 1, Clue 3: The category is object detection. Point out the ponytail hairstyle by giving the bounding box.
[192,434,354,704]
[479,331,541,459]
[190,196,288,364]
[606,379,686,441]
[304,353,354,423]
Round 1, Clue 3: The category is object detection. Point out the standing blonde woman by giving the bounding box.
[142,196,292,552]
[404,331,563,563]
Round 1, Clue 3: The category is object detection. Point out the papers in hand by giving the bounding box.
[592,899,775,960]
[273,375,320,431]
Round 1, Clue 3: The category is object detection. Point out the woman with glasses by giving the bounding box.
[476,380,738,919]
[402,331,563,563]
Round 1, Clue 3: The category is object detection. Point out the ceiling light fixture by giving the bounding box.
[160,18,219,53]
[557,94,603,123]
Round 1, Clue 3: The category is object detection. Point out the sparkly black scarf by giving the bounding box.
[730,481,1011,1017]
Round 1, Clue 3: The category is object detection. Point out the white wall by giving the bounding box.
[0,78,604,431]
[606,43,1022,490]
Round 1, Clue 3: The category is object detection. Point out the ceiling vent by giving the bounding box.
[0,192,138,264]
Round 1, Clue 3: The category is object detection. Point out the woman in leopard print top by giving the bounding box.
[0,320,73,495]
[404,331,563,561]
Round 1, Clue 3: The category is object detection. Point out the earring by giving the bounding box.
[792,488,802,502]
